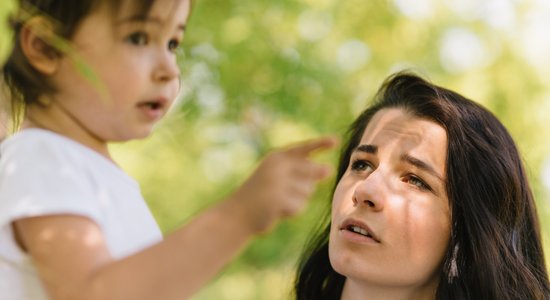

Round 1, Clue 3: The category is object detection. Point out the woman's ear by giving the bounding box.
[19,17,61,75]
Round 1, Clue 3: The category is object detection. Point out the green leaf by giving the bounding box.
[0,0,16,66]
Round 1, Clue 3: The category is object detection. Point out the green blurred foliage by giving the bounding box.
[1,0,547,298]
[0,0,16,65]
[112,0,550,299]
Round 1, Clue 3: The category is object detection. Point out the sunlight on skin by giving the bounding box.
[39,229,54,242]
[83,230,103,248]
[27,217,108,256]
[18,216,112,298]
[330,109,450,299]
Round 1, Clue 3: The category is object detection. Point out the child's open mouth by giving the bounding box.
[137,98,167,120]
[140,101,163,110]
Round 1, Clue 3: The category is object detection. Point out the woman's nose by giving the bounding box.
[352,169,386,211]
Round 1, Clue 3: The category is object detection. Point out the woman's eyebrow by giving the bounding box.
[354,145,444,182]
[401,153,444,182]
[355,144,378,154]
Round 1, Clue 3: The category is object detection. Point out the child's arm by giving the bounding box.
[15,137,336,300]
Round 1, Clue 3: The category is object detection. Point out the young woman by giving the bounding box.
[295,72,550,299]
[0,1,335,299]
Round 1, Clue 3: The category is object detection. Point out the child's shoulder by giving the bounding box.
[1,129,71,165]
[0,128,129,184]
[3,128,84,154]
[1,128,107,167]
[0,128,139,209]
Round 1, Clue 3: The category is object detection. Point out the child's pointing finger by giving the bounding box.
[285,136,338,157]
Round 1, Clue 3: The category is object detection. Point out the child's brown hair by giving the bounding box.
[2,0,157,122]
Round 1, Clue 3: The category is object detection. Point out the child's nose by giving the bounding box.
[152,51,180,83]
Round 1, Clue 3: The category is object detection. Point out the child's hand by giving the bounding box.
[228,137,337,234]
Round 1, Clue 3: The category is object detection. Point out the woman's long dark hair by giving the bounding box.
[294,72,550,299]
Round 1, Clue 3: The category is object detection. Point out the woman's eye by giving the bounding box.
[350,160,373,173]
[406,175,430,191]
[127,32,149,46]
[168,39,180,52]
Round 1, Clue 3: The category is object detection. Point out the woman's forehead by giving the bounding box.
[359,108,448,169]
[362,108,445,142]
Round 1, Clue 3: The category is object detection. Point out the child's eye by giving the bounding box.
[168,39,180,52]
[404,175,431,191]
[127,32,149,46]
[350,159,373,173]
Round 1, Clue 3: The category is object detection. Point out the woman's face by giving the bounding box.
[329,108,451,297]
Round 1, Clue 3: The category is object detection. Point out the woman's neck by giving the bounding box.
[341,278,437,300]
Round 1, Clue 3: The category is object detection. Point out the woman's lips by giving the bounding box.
[340,218,381,243]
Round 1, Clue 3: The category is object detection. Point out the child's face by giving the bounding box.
[328,108,451,296]
[47,0,190,142]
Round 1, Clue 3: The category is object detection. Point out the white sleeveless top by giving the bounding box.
[0,129,162,300]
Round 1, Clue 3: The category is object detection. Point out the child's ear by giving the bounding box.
[19,17,61,75]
